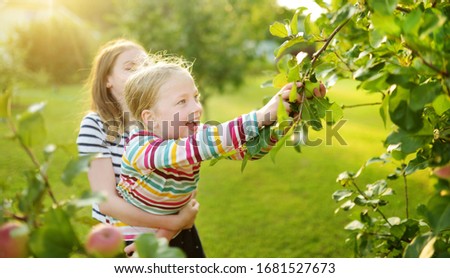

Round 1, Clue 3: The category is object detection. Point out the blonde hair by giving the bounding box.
[86,38,145,134]
[125,54,193,123]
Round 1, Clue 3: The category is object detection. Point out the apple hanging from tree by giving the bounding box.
[0,221,29,258]
[433,163,450,181]
[85,223,124,258]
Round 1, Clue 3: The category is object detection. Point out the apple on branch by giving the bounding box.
[433,163,450,181]
[0,221,29,258]
[85,223,124,258]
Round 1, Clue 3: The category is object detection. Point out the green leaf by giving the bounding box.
[390,224,407,239]
[358,72,388,92]
[432,94,450,116]
[379,94,389,128]
[269,124,295,162]
[274,36,305,59]
[273,72,288,88]
[385,128,433,155]
[246,135,263,157]
[18,171,46,215]
[368,0,398,15]
[240,153,249,173]
[277,94,290,123]
[371,13,401,36]
[69,191,107,208]
[345,220,364,230]
[419,236,437,258]
[336,171,355,187]
[388,86,423,132]
[404,232,433,258]
[17,102,47,148]
[61,154,98,186]
[405,154,429,175]
[135,233,159,258]
[289,82,298,103]
[269,21,289,38]
[0,89,12,119]
[29,207,81,257]
[369,29,385,48]
[410,82,441,111]
[340,200,355,211]
[332,189,354,202]
[366,180,392,197]
[366,155,389,166]
[402,8,422,35]
[304,14,321,38]
[288,64,300,83]
[135,233,185,258]
[417,195,450,235]
[418,8,446,40]
[290,10,299,35]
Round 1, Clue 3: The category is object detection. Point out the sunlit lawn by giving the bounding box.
[0,76,432,257]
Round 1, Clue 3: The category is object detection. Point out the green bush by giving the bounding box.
[9,16,94,85]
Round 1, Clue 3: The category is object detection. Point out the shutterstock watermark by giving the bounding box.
[102,111,347,148]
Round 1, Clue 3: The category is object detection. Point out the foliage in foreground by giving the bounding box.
[1,0,449,258]
[257,0,449,257]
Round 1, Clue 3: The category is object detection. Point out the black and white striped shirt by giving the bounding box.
[76,112,126,224]
[77,112,126,183]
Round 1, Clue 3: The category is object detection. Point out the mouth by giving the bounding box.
[185,120,200,132]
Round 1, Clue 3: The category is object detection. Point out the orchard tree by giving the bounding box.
[9,15,94,85]
[113,0,287,111]
[251,0,449,257]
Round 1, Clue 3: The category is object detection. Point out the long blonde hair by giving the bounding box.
[125,55,193,123]
[86,39,145,135]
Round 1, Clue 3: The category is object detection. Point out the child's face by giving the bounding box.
[107,48,147,112]
[151,70,203,139]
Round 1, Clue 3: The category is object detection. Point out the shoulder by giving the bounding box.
[79,112,104,129]
[77,112,107,143]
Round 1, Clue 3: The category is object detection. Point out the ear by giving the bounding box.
[141,109,157,130]
[106,75,113,89]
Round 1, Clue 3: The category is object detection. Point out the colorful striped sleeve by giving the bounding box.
[225,125,278,161]
[127,112,259,170]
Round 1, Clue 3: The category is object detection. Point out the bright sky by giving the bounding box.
[277,0,328,19]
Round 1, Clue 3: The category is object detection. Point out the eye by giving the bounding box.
[195,94,201,102]
[177,99,186,105]
[124,63,137,72]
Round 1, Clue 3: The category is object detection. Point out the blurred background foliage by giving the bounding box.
[1,0,293,97]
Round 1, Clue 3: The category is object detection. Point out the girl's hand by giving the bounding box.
[156,228,179,241]
[256,82,327,127]
[178,198,199,229]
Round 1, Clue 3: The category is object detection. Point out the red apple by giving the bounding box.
[85,224,124,258]
[434,164,450,181]
[0,221,29,258]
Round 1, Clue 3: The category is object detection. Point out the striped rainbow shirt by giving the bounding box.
[117,111,272,216]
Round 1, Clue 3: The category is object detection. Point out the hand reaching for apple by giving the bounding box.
[256,81,327,127]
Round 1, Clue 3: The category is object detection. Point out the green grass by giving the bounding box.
[0,77,432,258]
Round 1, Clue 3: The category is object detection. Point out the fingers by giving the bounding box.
[312,82,326,98]
[190,199,200,211]
[124,243,136,257]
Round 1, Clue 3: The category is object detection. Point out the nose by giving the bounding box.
[191,100,203,118]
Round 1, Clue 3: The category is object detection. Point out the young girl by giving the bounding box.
[76,39,202,257]
[117,55,326,255]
